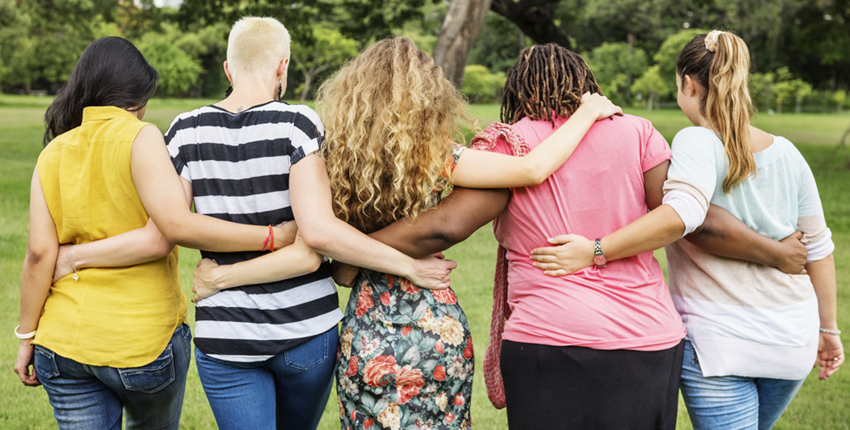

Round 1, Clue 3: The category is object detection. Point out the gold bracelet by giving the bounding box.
[68,245,79,281]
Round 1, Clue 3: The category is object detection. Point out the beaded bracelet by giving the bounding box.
[820,327,842,336]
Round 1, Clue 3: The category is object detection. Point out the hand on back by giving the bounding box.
[579,92,623,121]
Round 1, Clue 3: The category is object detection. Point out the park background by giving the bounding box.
[1,0,849,428]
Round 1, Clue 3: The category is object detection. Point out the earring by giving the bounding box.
[278,83,283,102]
[225,85,233,98]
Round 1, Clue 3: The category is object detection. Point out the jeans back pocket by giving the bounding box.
[33,346,60,380]
[284,331,330,371]
[118,344,175,394]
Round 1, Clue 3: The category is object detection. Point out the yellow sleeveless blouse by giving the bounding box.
[32,106,188,368]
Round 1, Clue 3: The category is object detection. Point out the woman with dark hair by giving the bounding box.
[13,35,384,429]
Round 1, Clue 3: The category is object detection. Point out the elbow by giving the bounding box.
[524,163,548,186]
[25,243,56,267]
[303,250,324,273]
[299,228,331,253]
[154,219,190,247]
[149,238,176,259]
[435,225,473,248]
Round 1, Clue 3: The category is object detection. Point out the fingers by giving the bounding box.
[546,235,574,245]
[530,253,559,263]
[544,269,569,277]
[444,259,458,270]
[431,252,445,259]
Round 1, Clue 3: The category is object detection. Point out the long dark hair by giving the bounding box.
[43,37,158,146]
[501,44,601,126]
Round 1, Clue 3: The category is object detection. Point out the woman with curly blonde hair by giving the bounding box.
[318,37,620,429]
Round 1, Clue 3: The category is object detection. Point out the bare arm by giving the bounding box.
[531,160,808,275]
[686,206,808,274]
[332,187,510,286]
[807,254,844,380]
[451,94,622,188]
[291,154,456,289]
[131,125,290,252]
[191,233,323,302]
[15,168,58,387]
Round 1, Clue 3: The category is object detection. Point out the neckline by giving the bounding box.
[209,100,279,115]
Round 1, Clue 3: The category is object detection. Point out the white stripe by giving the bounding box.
[206,354,275,362]
[197,278,337,310]
[193,190,290,215]
[663,190,706,236]
[186,156,290,181]
[805,230,834,262]
[170,122,319,151]
[195,309,343,341]
[673,294,818,347]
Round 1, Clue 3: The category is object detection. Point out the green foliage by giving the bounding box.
[834,90,848,114]
[137,24,203,97]
[467,12,529,76]
[585,42,648,103]
[631,65,669,110]
[291,25,359,101]
[654,29,705,93]
[461,65,506,103]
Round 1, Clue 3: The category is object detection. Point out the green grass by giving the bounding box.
[0,95,848,429]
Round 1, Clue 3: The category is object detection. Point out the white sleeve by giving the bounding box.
[805,228,834,263]
[663,190,706,236]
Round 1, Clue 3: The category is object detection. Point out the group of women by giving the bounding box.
[13,14,843,430]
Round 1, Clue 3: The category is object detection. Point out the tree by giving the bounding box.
[653,29,705,93]
[432,0,492,86]
[291,25,358,101]
[631,65,669,110]
[461,64,505,102]
[834,90,848,114]
[750,72,775,113]
[792,80,812,114]
[585,42,648,101]
[490,0,570,49]
[137,24,203,97]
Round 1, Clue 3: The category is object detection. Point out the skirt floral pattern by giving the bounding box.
[337,269,474,430]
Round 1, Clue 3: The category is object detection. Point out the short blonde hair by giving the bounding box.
[227,17,290,78]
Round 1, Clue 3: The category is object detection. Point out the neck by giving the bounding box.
[218,74,280,113]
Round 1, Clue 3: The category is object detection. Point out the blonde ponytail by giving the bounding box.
[677,31,757,193]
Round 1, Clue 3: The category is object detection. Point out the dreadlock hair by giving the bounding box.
[501,44,600,126]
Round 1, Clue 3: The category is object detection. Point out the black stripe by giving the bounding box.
[201,206,294,227]
[195,334,316,357]
[165,104,322,140]
[175,138,295,163]
[194,259,333,296]
[195,295,340,325]
[191,174,289,198]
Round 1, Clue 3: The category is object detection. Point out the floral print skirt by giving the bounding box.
[337,270,474,430]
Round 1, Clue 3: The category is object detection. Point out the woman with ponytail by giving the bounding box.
[529,30,843,429]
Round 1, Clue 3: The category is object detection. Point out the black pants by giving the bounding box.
[501,340,685,430]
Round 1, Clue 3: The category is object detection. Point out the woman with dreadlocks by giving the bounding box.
[327,42,807,429]
[313,37,622,429]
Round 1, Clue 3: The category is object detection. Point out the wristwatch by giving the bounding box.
[593,238,607,268]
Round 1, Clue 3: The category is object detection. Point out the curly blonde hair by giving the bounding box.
[316,37,469,233]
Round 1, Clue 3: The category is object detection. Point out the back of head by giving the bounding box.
[677,30,755,193]
[501,44,600,126]
[44,37,158,146]
[316,37,467,233]
[227,17,291,80]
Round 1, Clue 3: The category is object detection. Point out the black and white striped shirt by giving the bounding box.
[165,101,342,362]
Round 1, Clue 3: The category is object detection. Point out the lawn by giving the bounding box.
[0,94,848,429]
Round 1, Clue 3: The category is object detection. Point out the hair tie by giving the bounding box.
[705,30,724,52]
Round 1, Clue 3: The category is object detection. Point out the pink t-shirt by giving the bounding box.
[493,114,685,351]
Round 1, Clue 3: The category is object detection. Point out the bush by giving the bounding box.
[461,65,506,103]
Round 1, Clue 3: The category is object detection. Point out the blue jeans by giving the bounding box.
[34,324,191,430]
[680,340,806,430]
[194,327,338,430]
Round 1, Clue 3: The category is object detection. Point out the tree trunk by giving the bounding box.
[796,100,802,114]
[647,93,654,111]
[491,0,571,49]
[433,0,493,87]
[300,73,313,102]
